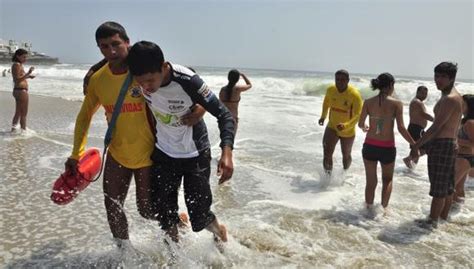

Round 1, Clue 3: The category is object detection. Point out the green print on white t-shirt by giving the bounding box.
[153,110,182,127]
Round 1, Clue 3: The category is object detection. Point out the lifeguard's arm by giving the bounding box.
[70,85,101,160]
[11,63,33,83]
[237,73,252,92]
[413,98,458,149]
[83,58,107,95]
[395,101,415,145]
[341,92,363,130]
[319,88,330,124]
[358,101,369,132]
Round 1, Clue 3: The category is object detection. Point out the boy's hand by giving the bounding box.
[217,147,233,184]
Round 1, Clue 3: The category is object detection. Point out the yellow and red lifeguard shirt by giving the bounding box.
[70,64,154,168]
[321,85,363,137]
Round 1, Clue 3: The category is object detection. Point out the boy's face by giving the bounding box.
[97,33,129,65]
[417,88,428,101]
[134,67,166,94]
[434,72,454,91]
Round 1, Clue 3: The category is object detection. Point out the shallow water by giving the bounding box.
[0,66,473,268]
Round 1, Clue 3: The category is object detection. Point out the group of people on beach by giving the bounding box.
[319,63,472,228]
[8,21,254,253]
[7,20,470,257]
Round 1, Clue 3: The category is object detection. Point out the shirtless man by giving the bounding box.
[219,69,252,136]
[411,62,463,228]
[403,86,433,167]
[11,49,35,131]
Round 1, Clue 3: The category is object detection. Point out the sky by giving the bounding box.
[0,0,473,80]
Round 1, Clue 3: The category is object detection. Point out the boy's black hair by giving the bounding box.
[434,62,457,80]
[127,41,165,76]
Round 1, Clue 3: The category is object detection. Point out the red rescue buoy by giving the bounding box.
[51,148,102,205]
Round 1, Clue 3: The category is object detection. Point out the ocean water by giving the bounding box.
[0,63,473,268]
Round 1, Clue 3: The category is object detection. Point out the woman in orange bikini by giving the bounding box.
[11,49,35,132]
[219,69,252,136]
[358,73,415,211]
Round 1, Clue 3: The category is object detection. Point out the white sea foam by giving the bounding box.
[0,65,473,267]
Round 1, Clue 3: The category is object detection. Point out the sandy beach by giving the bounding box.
[1,68,473,267]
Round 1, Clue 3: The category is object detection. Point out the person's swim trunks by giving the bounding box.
[426,138,455,198]
[408,123,425,141]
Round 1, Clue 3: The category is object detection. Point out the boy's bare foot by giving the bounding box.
[216,224,228,242]
[178,212,190,229]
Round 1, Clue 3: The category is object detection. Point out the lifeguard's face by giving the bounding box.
[134,68,166,94]
[97,33,129,65]
[335,74,349,91]
[434,72,454,91]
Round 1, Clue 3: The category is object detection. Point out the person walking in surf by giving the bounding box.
[358,72,415,213]
[319,70,363,175]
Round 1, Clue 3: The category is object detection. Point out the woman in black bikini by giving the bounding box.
[454,94,474,205]
[11,49,35,132]
[358,73,415,212]
[219,69,252,136]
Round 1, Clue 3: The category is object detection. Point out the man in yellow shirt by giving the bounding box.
[318,70,363,175]
[64,22,203,247]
